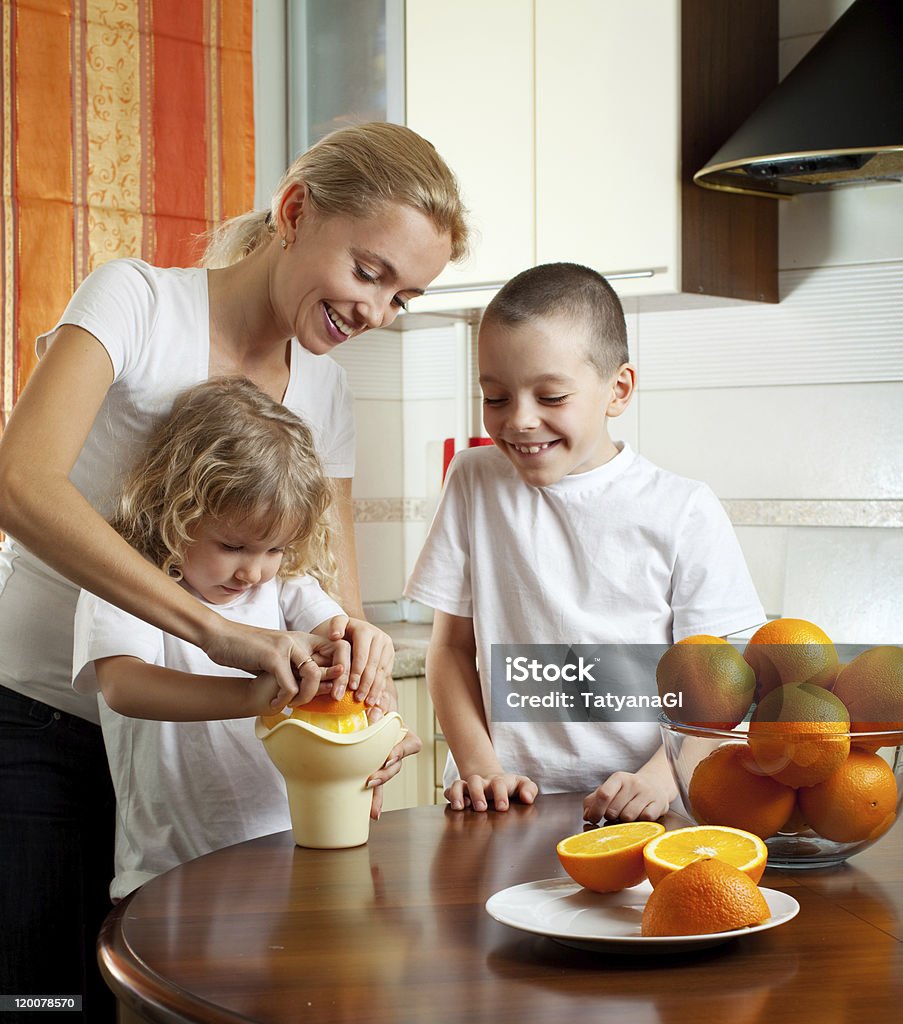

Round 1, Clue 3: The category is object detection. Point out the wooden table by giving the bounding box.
[99,793,903,1024]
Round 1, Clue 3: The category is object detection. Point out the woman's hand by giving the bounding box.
[366,730,424,819]
[204,619,347,709]
[314,615,395,707]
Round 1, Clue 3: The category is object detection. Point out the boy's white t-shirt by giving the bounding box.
[73,573,343,900]
[404,443,765,794]
[0,258,354,723]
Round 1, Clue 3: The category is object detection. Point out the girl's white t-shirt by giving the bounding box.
[73,573,343,899]
[0,258,354,722]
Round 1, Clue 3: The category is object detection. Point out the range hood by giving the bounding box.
[694,0,903,198]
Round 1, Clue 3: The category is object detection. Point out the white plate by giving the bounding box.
[485,877,800,954]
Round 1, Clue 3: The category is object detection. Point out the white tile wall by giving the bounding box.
[781,527,903,644]
[635,382,903,500]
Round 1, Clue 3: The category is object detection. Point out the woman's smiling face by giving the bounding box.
[275,194,452,354]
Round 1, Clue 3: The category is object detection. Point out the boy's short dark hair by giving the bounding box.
[482,262,629,379]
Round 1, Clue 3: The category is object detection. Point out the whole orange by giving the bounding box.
[798,748,898,844]
[748,682,850,788]
[831,646,903,741]
[743,618,838,701]
[641,857,770,937]
[688,743,796,839]
[556,822,665,893]
[656,637,755,729]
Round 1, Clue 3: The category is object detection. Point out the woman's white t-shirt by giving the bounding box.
[0,258,354,722]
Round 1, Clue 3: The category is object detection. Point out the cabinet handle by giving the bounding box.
[424,268,660,296]
[424,281,508,295]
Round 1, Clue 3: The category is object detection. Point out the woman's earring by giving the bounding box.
[281,237,287,249]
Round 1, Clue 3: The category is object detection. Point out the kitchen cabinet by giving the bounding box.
[406,0,778,311]
[380,674,441,811]
[405,0,535,310]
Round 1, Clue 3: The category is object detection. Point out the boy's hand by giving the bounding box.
[583,771,672,824]
[445,773,539,813]
[315,615,394,706]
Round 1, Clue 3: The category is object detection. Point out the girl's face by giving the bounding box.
[180,517,295,605]
[274,195,452,355]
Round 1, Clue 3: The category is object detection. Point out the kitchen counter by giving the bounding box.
[99,792,903,1023]
[383,620,431,680]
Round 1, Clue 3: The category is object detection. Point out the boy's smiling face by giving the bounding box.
[478,312,633,488]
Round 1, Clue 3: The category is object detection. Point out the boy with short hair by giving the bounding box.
[404,263,764,822]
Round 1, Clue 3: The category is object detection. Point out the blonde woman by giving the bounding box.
[74,376,377,899]
[0,122,467,1021]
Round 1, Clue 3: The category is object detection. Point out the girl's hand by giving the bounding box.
[287,631,351,707]
[315,615,395,707]
[583,771,672,824]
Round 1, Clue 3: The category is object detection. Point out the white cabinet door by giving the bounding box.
[535,0,681,296]
[405,0,535,309]
[379,676,437,811]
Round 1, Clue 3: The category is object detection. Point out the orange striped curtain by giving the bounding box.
[0,0,255,422]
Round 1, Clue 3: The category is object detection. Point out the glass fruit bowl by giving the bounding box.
[659,714,903,869]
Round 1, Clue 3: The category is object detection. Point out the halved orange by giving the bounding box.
[556,821,666,893]
[260,690,368,734]
[641,857,771,937]
[292,690,368,734]
[642,825,768,888]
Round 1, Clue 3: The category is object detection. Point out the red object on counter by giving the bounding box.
[443,436,494,482]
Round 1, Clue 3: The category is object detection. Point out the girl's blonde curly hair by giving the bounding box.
[110,377,336,594]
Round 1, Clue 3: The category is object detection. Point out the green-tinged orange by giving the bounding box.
[656,637,755,729]
[831,646,903,741]
[748,682,850,788]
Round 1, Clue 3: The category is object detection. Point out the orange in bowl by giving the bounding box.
[556,821,665,893]
[743,617,838,701]
[688,743,796,840]
[747,682,850,788]
[655,636,755,729]
[831,645,903,742]
[798,748,898,844]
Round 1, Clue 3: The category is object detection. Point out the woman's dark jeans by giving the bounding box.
[0,685,116,1022]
